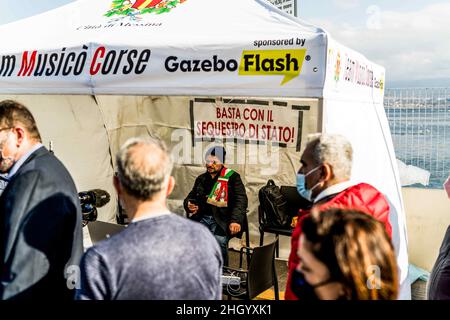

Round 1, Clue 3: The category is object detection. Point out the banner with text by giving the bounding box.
[193,100,300,147]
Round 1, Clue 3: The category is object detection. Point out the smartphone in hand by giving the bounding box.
[187,198,199,218]
[188,198,199,205]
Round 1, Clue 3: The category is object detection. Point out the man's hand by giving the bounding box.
[187,201,199,216]
[229,222,241,235]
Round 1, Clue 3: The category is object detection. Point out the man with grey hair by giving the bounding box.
[285,133,409,300]
[76,137,222,300]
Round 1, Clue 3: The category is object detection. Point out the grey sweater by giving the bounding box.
[76,213,223,300]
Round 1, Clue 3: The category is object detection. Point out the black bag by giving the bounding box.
[258,180,290,227]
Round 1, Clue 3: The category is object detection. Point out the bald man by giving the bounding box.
[76,137,222,300]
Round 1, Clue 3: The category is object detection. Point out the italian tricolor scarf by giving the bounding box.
[207,167,235,208]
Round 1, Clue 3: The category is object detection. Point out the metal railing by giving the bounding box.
[384,88,450,189]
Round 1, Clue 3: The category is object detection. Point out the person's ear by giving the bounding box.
[166,176,175,197]
[322,163,334,181]
[12,126,26,147]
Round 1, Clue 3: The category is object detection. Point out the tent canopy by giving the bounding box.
[0,0,382,99]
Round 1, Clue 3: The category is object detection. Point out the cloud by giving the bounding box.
[332,0,360,10]
[309,3,450,82]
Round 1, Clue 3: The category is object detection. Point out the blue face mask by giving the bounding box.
[296,165,322,202]
[290,268,340,300]
[290,269,319,300]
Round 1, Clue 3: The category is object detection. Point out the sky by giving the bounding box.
[0,0,449,85]
[299,0,450,85]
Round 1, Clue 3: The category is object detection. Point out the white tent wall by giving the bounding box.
[0,94,118,223]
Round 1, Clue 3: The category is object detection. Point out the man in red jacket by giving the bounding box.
[285,133,395,300]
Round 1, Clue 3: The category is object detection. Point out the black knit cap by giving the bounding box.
[205,146,226,163]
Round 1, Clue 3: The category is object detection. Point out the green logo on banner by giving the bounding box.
[105,0,187,18]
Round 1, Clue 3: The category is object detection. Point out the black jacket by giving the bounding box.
[184,170,248,237]
[428,225,450,300]
[0,146,83,300]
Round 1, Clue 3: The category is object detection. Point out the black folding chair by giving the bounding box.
[223,237,279,300]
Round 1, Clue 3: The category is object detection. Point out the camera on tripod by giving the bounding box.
[79,189,111,226]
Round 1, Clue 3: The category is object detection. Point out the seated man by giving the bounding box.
[184,146,248,266]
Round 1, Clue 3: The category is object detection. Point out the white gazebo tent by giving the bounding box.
[0,0,410,298]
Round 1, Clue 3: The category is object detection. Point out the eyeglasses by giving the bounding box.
[206,160,220,165]
[0,127,12,133]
